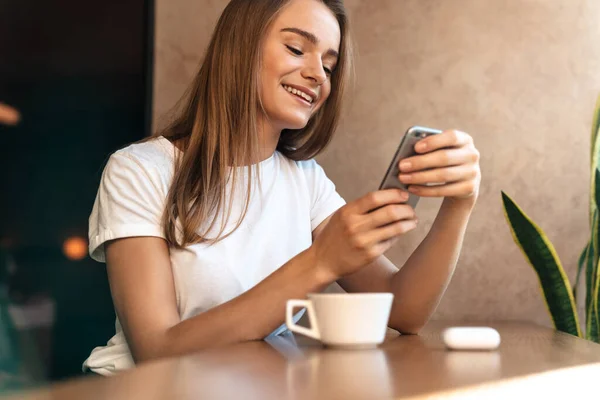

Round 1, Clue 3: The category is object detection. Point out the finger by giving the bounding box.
[399,163,478,186]
[362,218,418,246]
[379,236,399,249]
[0,103,20,125]
[399,147,478,173]
[362,204,415,230]
[373,240,395,258]
[353,189,408,214]
[414,129,472,154]
[408,179,478,198]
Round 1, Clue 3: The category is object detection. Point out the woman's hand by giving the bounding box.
[311,189,418,280]
[0,103,20,126]
[398,129,481,207]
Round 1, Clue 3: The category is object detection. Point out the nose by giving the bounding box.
[301,58,327,86]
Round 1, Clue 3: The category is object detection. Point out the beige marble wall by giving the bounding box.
[154,0,600,327]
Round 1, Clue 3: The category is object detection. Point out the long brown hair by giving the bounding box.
[157,0,354,248]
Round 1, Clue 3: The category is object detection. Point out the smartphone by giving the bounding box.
[379,126,443,208]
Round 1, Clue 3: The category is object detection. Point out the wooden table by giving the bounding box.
[5,321,600,399]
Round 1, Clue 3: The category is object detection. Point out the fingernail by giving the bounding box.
[399,174,411,182]
[416,143,427,152]
[400,161,411,171]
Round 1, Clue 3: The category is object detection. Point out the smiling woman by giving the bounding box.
[259,14,341,133]
[84,0,481,378]
[83,0,358,376]
[158,0,353,249]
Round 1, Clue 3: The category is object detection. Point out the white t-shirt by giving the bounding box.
[83,136,346,376]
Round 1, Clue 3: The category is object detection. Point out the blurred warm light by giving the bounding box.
[63,236,88,261]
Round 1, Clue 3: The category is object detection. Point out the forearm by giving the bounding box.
[389,198,474,333]
[152,247,331,360]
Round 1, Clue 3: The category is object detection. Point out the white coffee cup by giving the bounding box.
[285,293,394,349]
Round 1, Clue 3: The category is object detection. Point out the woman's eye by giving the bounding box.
[324,67,333,75]
[285,45,303,56]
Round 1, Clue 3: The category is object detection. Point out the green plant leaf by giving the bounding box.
[591,94,600,165]
[591,169,600,342]
[586,209,598,340]
[502,191,581,337]
[589,94,600,226]
[588,304,599,342]
[593,255,600,343]
[596,168,600,229]
[574,242,589,301]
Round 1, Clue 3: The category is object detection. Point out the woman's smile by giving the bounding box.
[282,84,317,105]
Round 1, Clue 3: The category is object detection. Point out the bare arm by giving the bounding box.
[106,236,332,364]
[106,189,411,364]
[336,198,474,334]
[330,129,481,334]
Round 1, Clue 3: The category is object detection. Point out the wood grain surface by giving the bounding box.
[5,321,600,399]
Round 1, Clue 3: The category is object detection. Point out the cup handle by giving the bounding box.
[286,299,320,340]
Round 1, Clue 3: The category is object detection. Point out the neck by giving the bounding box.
[256,116,282,163]
[168,117,283,166]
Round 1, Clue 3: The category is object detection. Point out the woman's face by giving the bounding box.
[259,0,341,132]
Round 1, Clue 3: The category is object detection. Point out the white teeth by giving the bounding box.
[283,85,313,103]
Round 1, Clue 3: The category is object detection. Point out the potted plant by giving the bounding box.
[502,94,600,341]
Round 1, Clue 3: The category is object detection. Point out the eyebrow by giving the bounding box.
[280,27,339,59]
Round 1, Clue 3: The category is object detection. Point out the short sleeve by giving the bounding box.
[303,160,346,231]
[88,152,166,262]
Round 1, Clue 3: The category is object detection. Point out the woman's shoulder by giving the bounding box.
[114,136,175,165]
[288,157,326,178]
[278,152,318,171]
[108,136,175,174]
[99,137,176,189]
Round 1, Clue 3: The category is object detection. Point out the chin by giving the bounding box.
[281,114,311,130]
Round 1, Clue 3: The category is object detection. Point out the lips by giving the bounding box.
[283,87,311,106]
[282,84,318,104]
